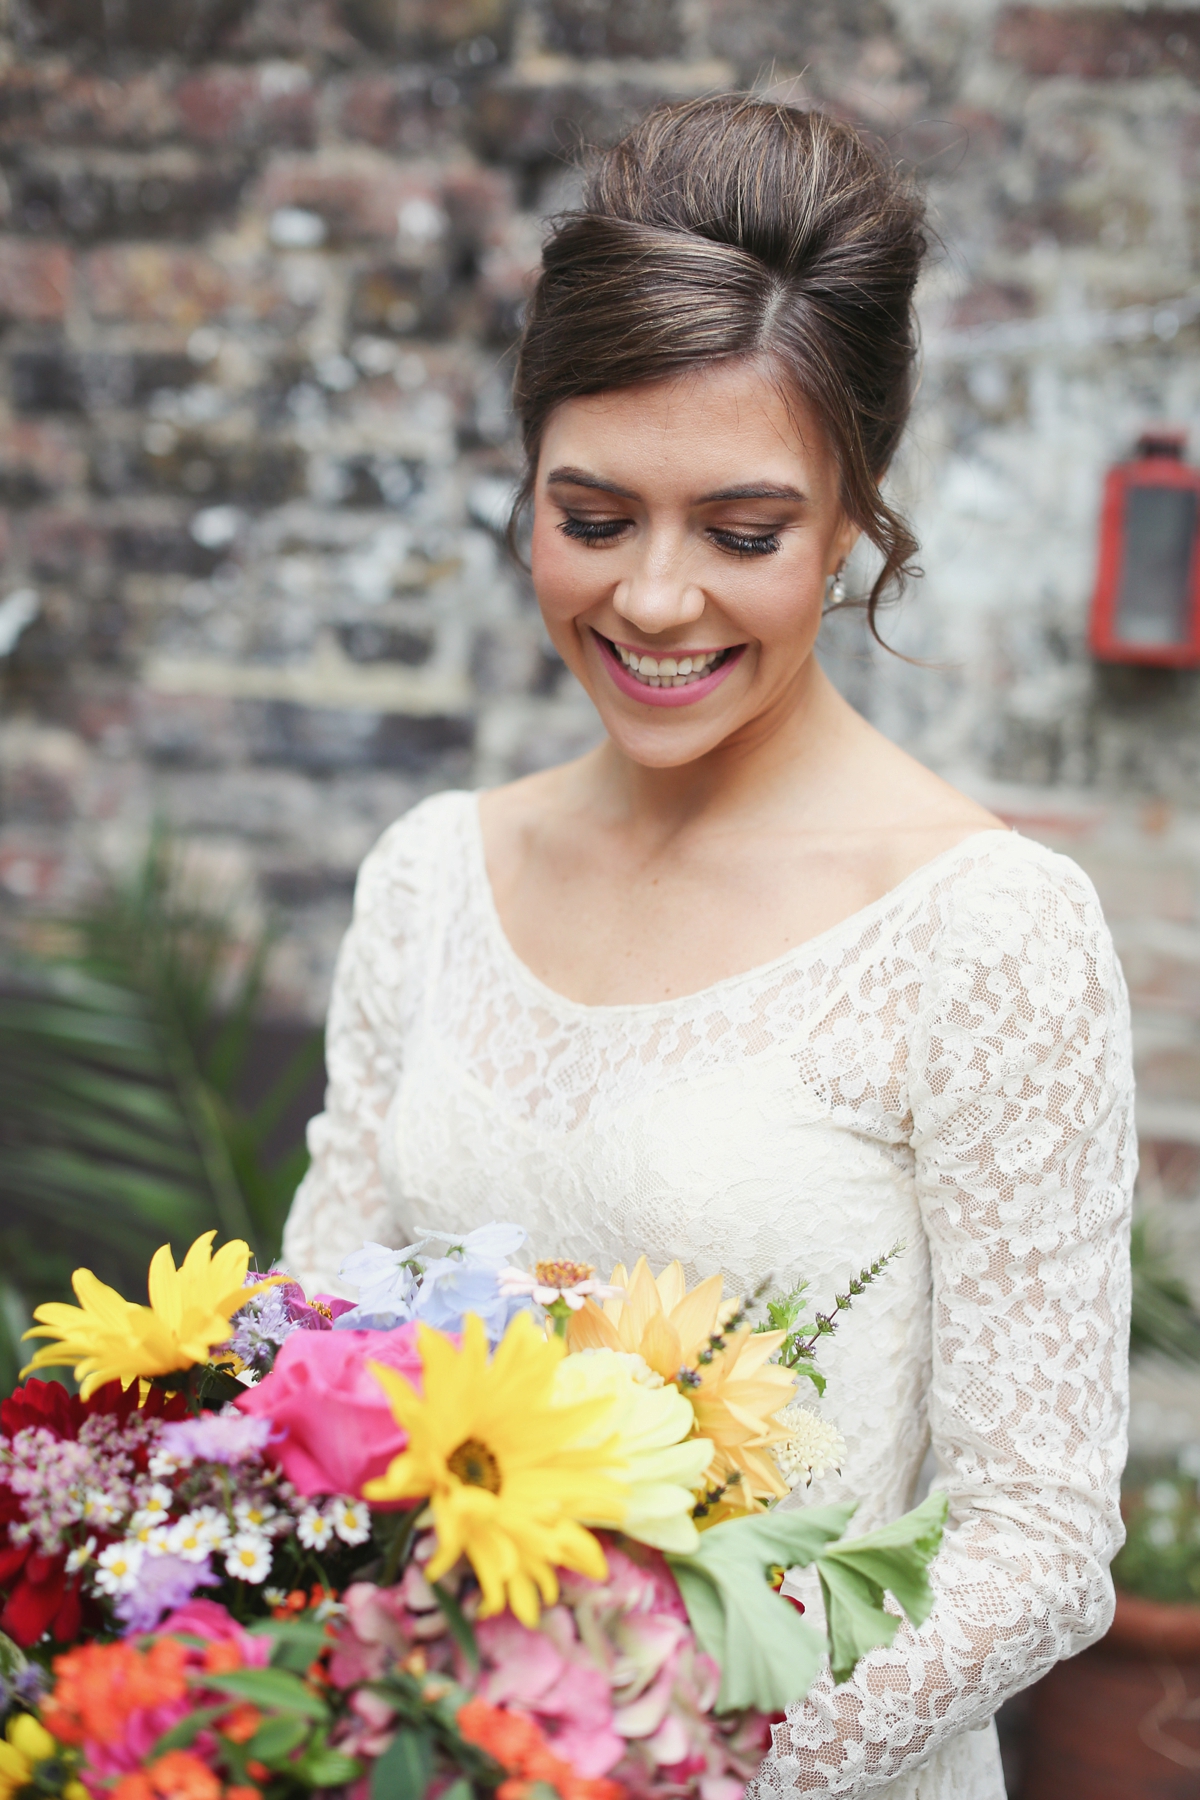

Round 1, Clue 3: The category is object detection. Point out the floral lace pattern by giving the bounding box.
[284,790,1135,1799]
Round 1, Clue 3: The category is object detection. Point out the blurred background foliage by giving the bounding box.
[0,835,322,1394]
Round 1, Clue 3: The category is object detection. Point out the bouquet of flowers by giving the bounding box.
[0,1226,946,1800]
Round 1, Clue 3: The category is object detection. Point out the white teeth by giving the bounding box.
[611,641,728,688]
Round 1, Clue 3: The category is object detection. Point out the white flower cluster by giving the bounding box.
[772,1403,847,1489]
[88,1493,300,1593]
[296,1496,372,1551]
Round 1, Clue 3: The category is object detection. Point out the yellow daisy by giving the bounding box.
[567,1256,796,1510]
[364,1312,628,1626]
[22,1231,281,1398]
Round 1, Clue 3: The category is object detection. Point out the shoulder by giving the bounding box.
[352,789,476,921]
[913,832,1129,1076]
[925,831,1114,961]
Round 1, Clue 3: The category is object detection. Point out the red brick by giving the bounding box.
[994,6,1200,80]
[175,65,316,148]
[84,244,232,325]
[0,423,87,505]
[336,73,464,152]
[0,239,71,322]
[949,281,1036,331]
[0,69,179,145]
[258,153,444,245]
[27,511,111,581]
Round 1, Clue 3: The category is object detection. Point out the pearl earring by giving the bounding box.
[829,563,847,606]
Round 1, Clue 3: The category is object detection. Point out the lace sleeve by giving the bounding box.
[281,799,445,1293]
[754,848,1136,1798]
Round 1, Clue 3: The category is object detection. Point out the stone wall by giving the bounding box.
[3,0,1200,1299]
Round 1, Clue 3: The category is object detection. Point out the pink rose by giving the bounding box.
[235,1324,424,1498]
[159,1597,270,1664]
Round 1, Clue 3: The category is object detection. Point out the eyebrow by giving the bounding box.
[545,467,806,504]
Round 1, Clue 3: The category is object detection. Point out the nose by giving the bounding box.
[611,540,705,636]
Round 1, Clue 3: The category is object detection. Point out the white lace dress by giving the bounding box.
[283,789,1134,1800]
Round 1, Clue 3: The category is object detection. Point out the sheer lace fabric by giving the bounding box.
[284,790,1135,1799]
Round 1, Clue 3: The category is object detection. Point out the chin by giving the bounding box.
[595,709,738,768]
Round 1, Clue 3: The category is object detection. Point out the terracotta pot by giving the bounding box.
[1022,1589,1200,1799]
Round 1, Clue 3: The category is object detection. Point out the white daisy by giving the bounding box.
[225,1533,272,1584]
[772,1403,847,1489]
[329,1497,371,1546]
[93,1540,144,1596]
[81,1489,124,1527]
[65,1536,97,1574]
[234,1498,279,1535]
[167,1513,214,1563]
[296,1505,335,1551]
[148,1448,183,1480]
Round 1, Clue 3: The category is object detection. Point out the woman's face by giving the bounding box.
[530,358,858,769]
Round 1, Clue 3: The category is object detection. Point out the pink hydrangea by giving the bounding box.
[235,1323,425,1498]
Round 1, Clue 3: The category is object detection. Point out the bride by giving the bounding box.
[283,96,1134,1799]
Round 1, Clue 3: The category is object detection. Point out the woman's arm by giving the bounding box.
[281,803,441,1293]
[756,849,1135,1797]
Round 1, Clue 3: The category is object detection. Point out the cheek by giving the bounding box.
[530,514,593,621]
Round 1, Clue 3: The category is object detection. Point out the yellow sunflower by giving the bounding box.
[0,1714,86,1800]
[567,1256,796,1510]
[22,1232,281,1398]
[364,1312,629,1626]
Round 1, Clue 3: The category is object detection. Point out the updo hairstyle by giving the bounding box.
[511,95,929,634]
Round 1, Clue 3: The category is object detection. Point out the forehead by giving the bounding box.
[538,359,831,488]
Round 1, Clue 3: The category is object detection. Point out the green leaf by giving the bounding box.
[252,1617,330,1673]
[301,1748,363,1788]
[0,1629,29,1683]
[668,1503,854,1712]
[202,1667,329,1721]
[149,1706,229,1756]
[439,1781,473,1800]
[816,1490,949,1685]
[431,1580,480,1673]
[370,1729,432,1800]
[246,1715,311,1762]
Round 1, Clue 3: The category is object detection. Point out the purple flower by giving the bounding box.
[159,1410,276,1466]
[285,1288,357,1331]
[113,1553,219,1633]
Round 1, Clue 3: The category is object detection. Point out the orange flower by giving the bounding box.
[457,1699,623,1800]
[219,1708,262,1746]
[112,1753,221,1800]
[225,1788,261,1800]
[202,1642,244,1677]
[46,1640,189,1747]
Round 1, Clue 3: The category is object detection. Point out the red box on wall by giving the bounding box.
[1089,431,1200,667]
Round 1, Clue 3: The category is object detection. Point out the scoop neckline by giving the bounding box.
[462,791,1014,1019]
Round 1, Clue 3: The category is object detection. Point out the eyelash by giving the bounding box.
[557,518,781,557]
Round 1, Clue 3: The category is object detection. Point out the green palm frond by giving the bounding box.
[1130,1213,1200,1364]
[0,832,322,1392]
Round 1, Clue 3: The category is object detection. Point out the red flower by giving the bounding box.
[0,1378,189,1647]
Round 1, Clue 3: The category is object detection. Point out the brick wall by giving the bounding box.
[3,0,1200,1309]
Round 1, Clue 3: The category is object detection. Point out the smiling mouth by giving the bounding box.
[598,635,741,689]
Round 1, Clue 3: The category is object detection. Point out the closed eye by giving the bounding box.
[709,529,780,557]
[558,516,629,545]
[557,517,782,556]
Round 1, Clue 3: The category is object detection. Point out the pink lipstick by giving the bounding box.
[593,632,746,708]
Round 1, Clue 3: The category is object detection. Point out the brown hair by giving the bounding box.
[510,95,928,637]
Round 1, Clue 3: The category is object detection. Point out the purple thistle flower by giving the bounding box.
[113,1553,219,1633]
